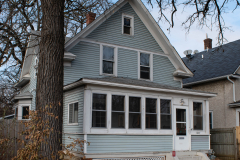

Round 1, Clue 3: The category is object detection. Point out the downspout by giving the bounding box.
[227,76,235,102]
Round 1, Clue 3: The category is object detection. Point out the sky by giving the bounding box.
[141,1,240,57]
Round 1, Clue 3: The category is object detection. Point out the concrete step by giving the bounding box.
[178,156,202,160]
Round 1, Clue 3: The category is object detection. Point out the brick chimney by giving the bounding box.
[86,12,96,25]
[204,34,212,50]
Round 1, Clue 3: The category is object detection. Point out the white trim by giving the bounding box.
[122,13,134,36]
[236,108,240,126]
[68,101,79,125]
[80,39,167,57]
[84,134,87,153]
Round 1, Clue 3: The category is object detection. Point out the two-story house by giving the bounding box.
[14,0,216,159]
[182,38,240,129]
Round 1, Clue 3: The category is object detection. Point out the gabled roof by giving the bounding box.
[65,0,193,77]
[182,39,240,86]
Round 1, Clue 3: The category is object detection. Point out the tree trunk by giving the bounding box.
[36,0,64,159]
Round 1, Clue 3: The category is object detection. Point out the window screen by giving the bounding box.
[129,97,141,128]
[112,95,125,128]
[140,53,150,79]
[69,102,78,124]
[160,99,171,129]
[92,94,107,127]
[22,106,29,119]
[103,46,114,74]
[146,98,157,129]
[193,102,203,130]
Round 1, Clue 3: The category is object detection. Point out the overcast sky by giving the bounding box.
[142,1,240,57]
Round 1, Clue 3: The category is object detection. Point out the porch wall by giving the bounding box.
[191,135,209,151]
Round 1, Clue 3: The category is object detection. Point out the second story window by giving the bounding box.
[140,53,150,80]
[122,14,134,35]
[103,46,114,74]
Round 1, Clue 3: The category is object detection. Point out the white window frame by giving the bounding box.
[17,104,31,120]
[99,44,118,76]
[68,101,79,125]
[138,52,153,81]
[122,13,134,36]
[209,110,213,129]
[236,108,240,126]
[87,89,173,135]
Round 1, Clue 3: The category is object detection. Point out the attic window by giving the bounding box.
[122,14,134,35]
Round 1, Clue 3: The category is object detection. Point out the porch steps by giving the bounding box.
[178,156,201,160]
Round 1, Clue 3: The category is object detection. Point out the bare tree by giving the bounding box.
[147,0,240,44]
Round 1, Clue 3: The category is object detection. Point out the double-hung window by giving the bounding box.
[146,98,157,129]
[68,102,78,124]
[92,94,107,127]
[160,99,172,129]
[102,46,114,74]
[122,15,133,35]
[129,97,141,128]
[112,95,125,128]
[140,53,150,80]
[193,102,203,130]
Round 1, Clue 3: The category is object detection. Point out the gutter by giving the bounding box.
[227,76,235,102]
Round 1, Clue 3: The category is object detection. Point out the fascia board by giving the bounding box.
[129,0,193,77]
[67,78,216,97]
[64,0,126,51]
[15,77,30,88]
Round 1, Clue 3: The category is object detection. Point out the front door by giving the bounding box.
[174,106,190,151]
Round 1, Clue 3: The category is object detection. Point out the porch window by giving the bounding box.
[129,97,141,128]
[68,102,78,124]
[145,98,157,129]
[112,95,125,128]
[22,106,29,119]
[92,94,107,127]
[160,99,172,129]
[193,102,203,130]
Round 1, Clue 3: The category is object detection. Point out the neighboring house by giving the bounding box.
[182,38,240,129]
[14,0,216,159]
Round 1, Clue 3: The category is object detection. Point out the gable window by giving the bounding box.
[129,97,141,128]
[68,102,78,124]
[112,95,125,128]
[92,93,107,127]
[160,99,172,129]
[22,106,29,119]
[102,46,114,74]
[140,53,151,80]
[146,98,157,129]
[122,14,134,35]
[193,102,203,130]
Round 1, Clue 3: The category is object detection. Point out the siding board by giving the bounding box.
[87,135,173,153]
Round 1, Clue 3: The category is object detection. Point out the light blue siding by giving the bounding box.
[118,48,138,78]
[153,54,181,87]
[191,135,209,150]
[62,134,84,151]
[87,135,173,153]
[64,42,100,85]
[63,87,84,133]
[87,3,163,54]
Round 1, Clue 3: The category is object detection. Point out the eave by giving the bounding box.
[15,75,30,88]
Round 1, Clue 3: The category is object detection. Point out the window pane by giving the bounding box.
[129,97,141,112]
[146,114,157,129]
[92,94,106,110]
[103,46,114,60]
[146,98,156,113]
[161,115,171,129]
[112,95,124,111]
[92,111,106,127]
[176,109,186,122]
[74,103,78,123]
[193,102,202,115]
[129,113,141,128]
[103,61,113,74]
[160,99,171,114]
[69,104,73,123]
[140,66,150,79]
[124,26,130,34]
[194,116,203,130]
[22,106,29,119]
[124,18,131,26]
[112,112,125,128]
[140,53,149,66]
[176,123,186,135]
